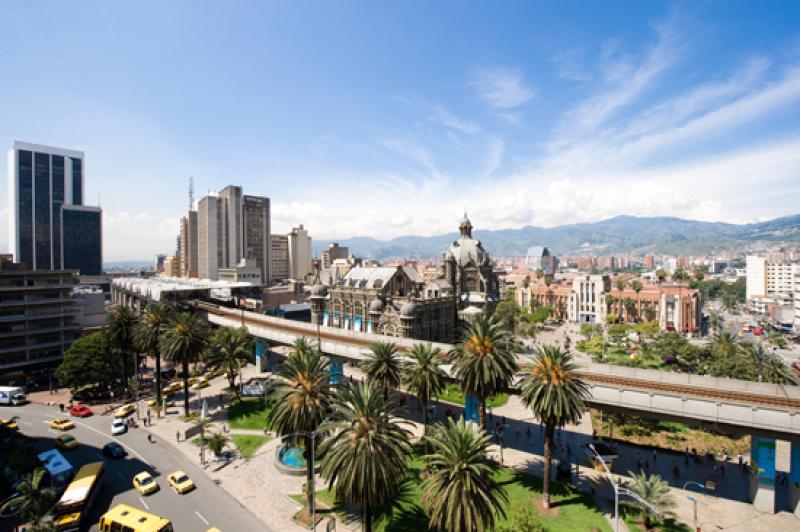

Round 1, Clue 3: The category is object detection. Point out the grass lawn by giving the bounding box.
[231,434,270,460]
[438,383,509,409]
[227,397,273,430]
[622,507,691,532]
[311,456,611,532]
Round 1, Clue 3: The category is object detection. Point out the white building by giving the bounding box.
[269,234,290,282]
[746,255,797,302]
[288,225,313,281]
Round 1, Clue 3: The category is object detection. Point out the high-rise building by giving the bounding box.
[321,243,349,269]
[179,211,198,278]
[7,141,102,274]
[288,225,313,280]
[524,246,559,275]
[645,255,655,269]
[270,234,290,281]
[746,255,797,301]
[242,194,270,283]
[195,186,270,283]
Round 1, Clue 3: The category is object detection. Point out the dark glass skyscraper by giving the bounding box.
[7,142,101,274]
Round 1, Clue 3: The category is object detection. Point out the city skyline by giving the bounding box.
[2,2,800,260]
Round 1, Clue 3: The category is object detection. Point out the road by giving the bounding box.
[6,403,271,532]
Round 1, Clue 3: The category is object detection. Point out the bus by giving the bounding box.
[37,449,74,491]
[52,461,105,531]
[99,504,173,532]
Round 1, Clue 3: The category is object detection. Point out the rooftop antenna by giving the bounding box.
[188,176,194,210]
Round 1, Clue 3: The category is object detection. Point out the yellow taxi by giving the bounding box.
[48,417,75,431]
[186,376,201,387]
[167,470,195,494]
[191,377,209,390]
[162,382,183,395]
[132,471,159,495]
[0,418,19,430]
[55,434,79,450]
[114,404,136,418]
[203,367,225,380]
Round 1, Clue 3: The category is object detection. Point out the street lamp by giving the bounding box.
[289,430,322,531]
[683,481,705,532]
[589,444,662,532]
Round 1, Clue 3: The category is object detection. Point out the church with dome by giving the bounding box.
[308,214,499,342]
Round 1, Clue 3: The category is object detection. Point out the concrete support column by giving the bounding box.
[750,436,777,513]
[790,441,800,518]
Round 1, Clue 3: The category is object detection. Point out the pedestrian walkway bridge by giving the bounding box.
[196,302,800,441]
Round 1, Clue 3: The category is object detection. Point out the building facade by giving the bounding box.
[321,243,349,269]
[524,246,559,275]
[746,255,798,301]
[7,141,102,275]
[0,266,79,371]
[179,210,199,278]
[269,234,290,282]
[288,225,313,281]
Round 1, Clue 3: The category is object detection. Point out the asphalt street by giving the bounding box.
[6,402,271,532]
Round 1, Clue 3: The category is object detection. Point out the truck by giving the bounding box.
[0,386,28,406]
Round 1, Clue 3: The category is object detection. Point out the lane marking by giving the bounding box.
[138,497,150,511]
[195,511,209,525]
[71,420,147,462]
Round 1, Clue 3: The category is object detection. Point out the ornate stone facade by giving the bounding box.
[309,215,499,341]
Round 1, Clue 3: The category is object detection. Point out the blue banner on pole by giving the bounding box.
[330,360,344,385]
[255,340,266,371]
[464,395,480,424]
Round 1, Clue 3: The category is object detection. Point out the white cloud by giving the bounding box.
[103,210,180,261]
[427,106,481,134]
[470,67,535,109]
[551,49,592,81]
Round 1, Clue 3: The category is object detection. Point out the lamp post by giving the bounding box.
[589,444,663,532]
[683,481,705,532]
[290,430,321,531]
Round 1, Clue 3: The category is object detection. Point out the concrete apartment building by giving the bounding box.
[746,255,797,301]
[7,141,102,275]
[195,186,270,284]
[288,225,313,280]
[321,242,349,269]
[0,263,79,372]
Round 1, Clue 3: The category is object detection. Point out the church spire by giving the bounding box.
[459,212,473,238]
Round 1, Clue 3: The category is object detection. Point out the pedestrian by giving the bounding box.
[147,434,154,443]
[59,403,64,413]
[526,426,532,438]
[738,454,744,470]
[652,448,657,463]
[515,426,520,439]
[672,460,679,477]
[176,431,180,442]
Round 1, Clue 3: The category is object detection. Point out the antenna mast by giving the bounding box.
[188,176,194,210]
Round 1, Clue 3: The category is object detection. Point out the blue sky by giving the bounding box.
[2,1,800,260]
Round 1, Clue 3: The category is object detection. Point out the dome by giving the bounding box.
[309,284,328,297]
[449,238,489,268]
[400,302,417,317]
[369,299,384,312]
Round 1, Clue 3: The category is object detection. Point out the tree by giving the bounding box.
[615,277,627,292]
[452,316,519,429]
[206,431,232,456]
[290,336,317,358]
[160,312,210,416]
[769,333,789,350]
[607,323,630,344]
[655,269,667,284]
[205,327,254,393]
[498,503,544,532]
[362,341,402,400]
[133,303,174,406]
[520,346,588,508]
[56,332,121,392]
[622,471,676,528]
[535,269,544,281]
[268,349,331,515]
[493,292,522,334]
[580,323,602,340]
[633,321,660,342]
[402,343,446,448]
[760,352,798,385]
[623,297,637,323]
[630,280,643,322]
[107,306,137,398]
[710,331,739,359]
[319,383,412,532]
[0,467,55,527]
[605,294,616,315]
[422,418,508,532]
[522,275,531,288]
[708,312,723,335]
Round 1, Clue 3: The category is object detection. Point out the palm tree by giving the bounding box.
[708,312,722,335]
[319,383,412,532]
[206,431,232,457]
[205,327,254,394]
[268,350,331,515]
[160,312,209,416]
[623,297,636,323]
[452,316,519,429]
[710,331,739,358]
[133,303,174,406]
[107,306,137,398]
[760,353,798,385]
[631,280,643,322]
[422,418,508,532]
[605,294,616,316]
[623,471,676,528]
[362,341,402,400]
[520,346,588,508]
[402,343,446,446]
[290,336,317,358]
[655,269,667,284]
[0,467,55,527]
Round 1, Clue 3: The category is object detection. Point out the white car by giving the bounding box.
[111,418,127,435]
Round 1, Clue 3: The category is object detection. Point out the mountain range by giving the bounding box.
[312,214,800,259]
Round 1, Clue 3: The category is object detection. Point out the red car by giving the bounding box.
[69,404,93,417]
